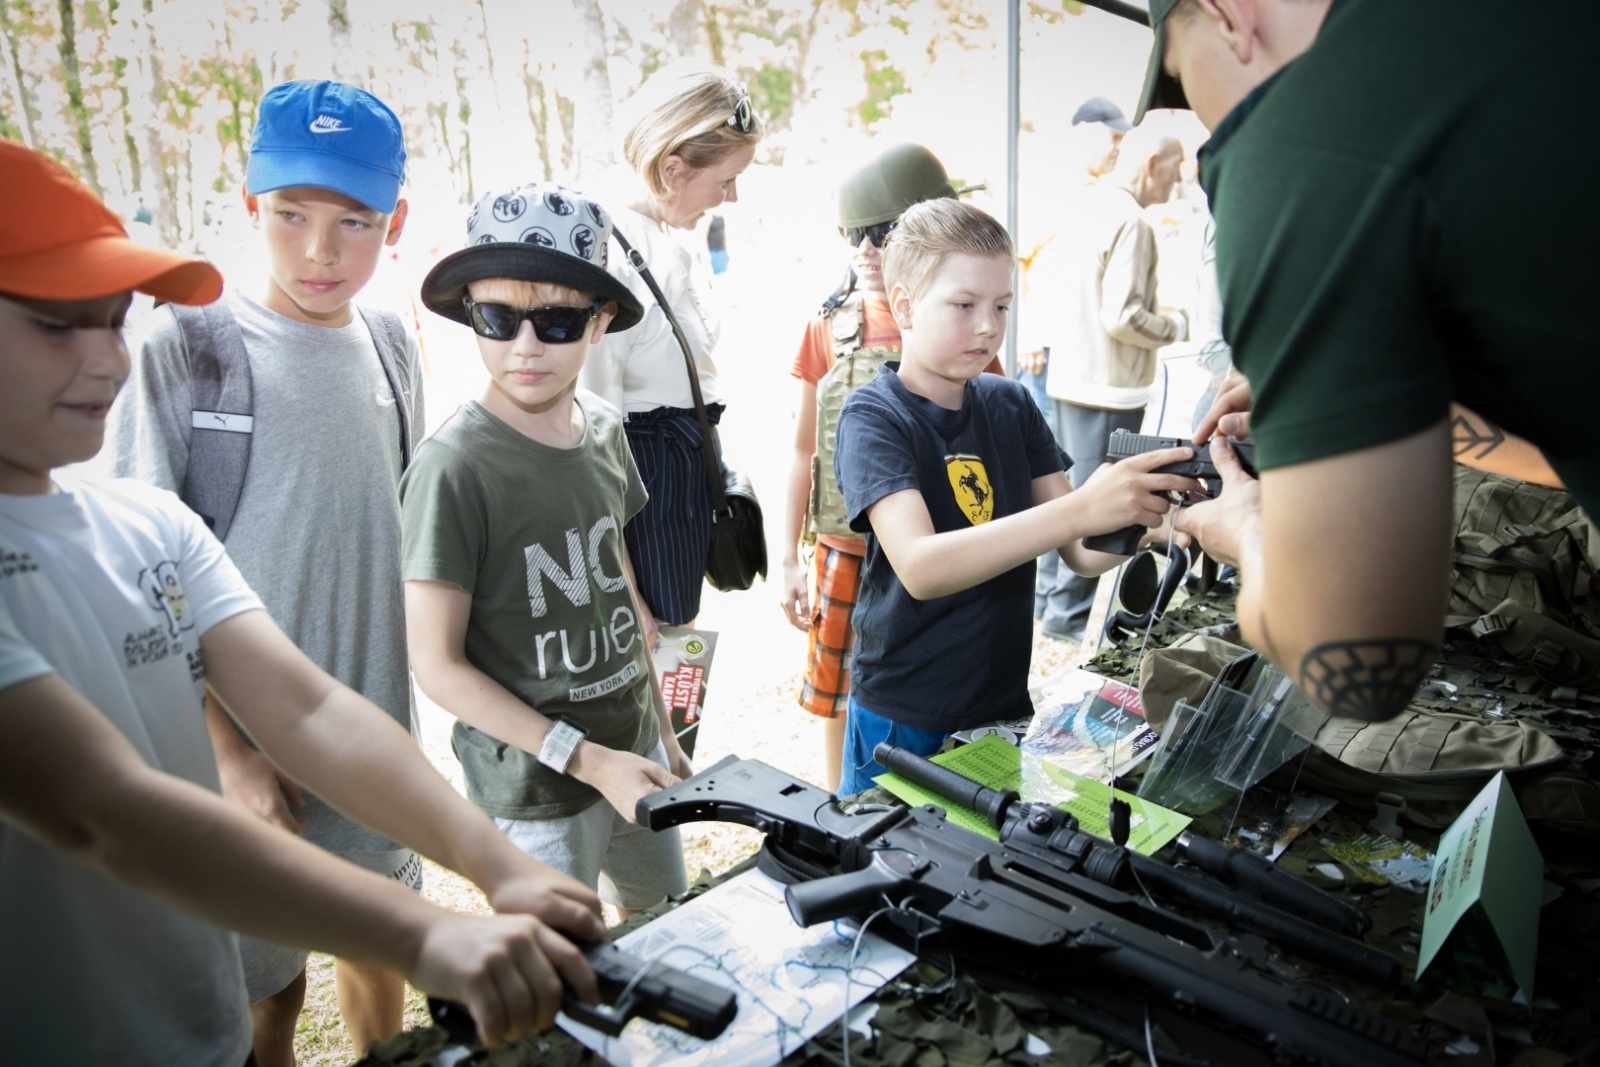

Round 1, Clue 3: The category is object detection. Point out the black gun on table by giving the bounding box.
[427,939,737,1045]
[1082,430,1258,557]
[638,754,1424,1067]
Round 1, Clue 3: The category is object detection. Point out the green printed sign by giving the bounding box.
[875,734,1190,857]
[1416,772,1543,1003]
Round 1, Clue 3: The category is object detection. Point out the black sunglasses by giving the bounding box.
[464,299,601,343]
[726,95,754,134]
[844,219,898,249]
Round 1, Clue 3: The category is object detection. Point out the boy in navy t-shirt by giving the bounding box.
[833,199,1200,794]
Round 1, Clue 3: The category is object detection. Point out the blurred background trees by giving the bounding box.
[0,0,1157,250]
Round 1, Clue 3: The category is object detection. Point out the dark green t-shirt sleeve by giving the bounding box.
[400,439,487,594]
[1214,143,1454,470]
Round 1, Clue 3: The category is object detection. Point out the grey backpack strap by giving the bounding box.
[171,302,253,542]
[359,307,415,470]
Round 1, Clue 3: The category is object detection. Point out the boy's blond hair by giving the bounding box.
[467,278,599,309]
[881,199,1015,302]
[619,60,763,200]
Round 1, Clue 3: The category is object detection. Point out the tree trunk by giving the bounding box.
[131,0,180,247]
[56,0,103,195]
[327,0,357,83]
[0,1,39,148]
[522,45,553,182]
[570,0,614,178]
[665,0,701,58]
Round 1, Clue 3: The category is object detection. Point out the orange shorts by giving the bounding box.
[797,543,864,719]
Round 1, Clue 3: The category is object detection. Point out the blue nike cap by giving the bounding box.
[245,80,407,214]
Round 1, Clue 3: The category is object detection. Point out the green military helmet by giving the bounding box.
[837,143,960,230]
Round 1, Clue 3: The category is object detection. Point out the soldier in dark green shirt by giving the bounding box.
[1130,0,1598,721]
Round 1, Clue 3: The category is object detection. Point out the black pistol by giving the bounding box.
[1081,429,1258,556]
[427,939,737,1046]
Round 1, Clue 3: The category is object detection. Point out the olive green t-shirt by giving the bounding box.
[400,396,658,820]
[1198,0,1599,518]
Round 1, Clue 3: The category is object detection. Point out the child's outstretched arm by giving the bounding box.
[866,446,1201,601]
[405,580,679,823]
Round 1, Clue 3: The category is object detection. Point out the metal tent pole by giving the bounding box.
[1005,0,1021,378]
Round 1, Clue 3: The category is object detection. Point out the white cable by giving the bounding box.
[1144,1004,1161,1067]
[842,904,903,1067]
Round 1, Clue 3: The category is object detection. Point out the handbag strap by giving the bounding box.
[610,229,730,519]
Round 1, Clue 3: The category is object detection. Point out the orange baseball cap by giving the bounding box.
[0,141,223,305]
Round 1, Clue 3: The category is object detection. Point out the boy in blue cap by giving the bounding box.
[114,80,426,1063]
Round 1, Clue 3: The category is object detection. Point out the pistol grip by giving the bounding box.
[1083,525,1145,556]
[786,857,906,927]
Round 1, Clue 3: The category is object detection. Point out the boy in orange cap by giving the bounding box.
[0,142,606,1067]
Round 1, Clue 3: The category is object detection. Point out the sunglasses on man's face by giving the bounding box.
[843,219,898,249]
[464,299,601,343]
[725,95,754,134]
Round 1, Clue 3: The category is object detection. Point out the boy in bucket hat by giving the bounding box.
[404,181,693,918]
[112,80,434,1062]
[0,142,608,1067]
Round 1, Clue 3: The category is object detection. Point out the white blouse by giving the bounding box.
[583,189,723,414]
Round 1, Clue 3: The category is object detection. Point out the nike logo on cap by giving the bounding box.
[309,115,349,134]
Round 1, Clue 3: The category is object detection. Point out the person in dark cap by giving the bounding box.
[1071,95,1132,179]
[1125,0,1599,722]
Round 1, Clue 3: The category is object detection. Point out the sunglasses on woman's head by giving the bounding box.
[464,299,601,343]
[844,219,898,249]
[725,95,754,134]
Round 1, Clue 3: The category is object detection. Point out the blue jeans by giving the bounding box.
[839,696,948,797]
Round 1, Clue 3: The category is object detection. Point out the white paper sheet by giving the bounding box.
[558,869,916,1067]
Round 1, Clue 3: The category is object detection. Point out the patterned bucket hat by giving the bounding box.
[421,181,644,332]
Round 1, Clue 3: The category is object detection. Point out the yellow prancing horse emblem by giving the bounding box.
[945,454,993,525]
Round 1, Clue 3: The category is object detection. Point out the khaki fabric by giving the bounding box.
[1447,466,1600,685]
[1136,632,1250,732]
[1134,629,1568,828]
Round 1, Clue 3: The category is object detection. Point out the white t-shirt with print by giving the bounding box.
[0,473,261,1066]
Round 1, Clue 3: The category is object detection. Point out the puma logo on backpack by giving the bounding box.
[806,296,897,542]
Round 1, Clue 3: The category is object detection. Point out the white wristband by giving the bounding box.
[538,718,588,776]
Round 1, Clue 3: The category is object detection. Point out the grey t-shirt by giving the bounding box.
[112,292,423,853]
[400,395,658,820]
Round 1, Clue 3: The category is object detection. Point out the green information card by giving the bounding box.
[874,734,1190,857]
[1416,772,1543,1003]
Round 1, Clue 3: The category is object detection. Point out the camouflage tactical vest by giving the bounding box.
[806,296,897,542]
[1446,467,1600,686]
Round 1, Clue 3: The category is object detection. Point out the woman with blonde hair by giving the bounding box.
[584,61,762,638]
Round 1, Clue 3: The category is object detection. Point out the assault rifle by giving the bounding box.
[638,753,1426,1067]
[1083,430,1258,556]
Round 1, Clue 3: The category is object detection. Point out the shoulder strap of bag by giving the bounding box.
[609,230,729,517]
[171,302,253,542]
[358,307,415,470]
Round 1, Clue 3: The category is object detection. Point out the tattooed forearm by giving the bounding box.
[1449,412,1505,460]
[1298,638,1436,722]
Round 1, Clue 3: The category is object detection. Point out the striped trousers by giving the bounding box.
[622,403,725,625]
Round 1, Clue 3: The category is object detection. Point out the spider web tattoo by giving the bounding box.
[1298,638,1437,721]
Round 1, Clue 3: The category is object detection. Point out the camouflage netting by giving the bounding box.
[357,577,1600,1067]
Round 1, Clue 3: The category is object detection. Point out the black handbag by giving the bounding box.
[611,231,767,592]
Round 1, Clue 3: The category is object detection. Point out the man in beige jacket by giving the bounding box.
[1023,123,1189,641]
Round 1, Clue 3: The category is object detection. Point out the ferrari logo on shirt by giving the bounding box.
[946,454,993,525]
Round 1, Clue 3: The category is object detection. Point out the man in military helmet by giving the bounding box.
[778,144,999,791]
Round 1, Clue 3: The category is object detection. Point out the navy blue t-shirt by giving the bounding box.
[834,363,1068,733]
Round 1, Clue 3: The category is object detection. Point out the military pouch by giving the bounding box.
[1446,467,1600,685]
